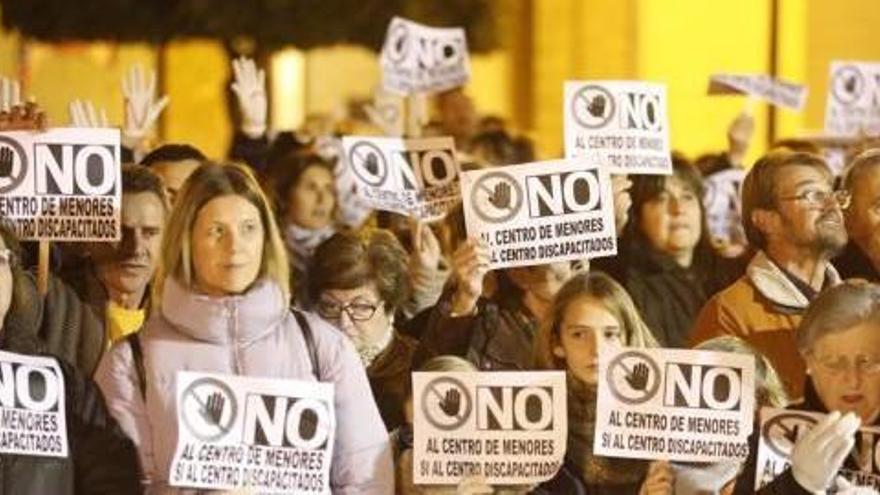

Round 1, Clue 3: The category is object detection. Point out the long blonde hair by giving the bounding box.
[154,161,290,305]
[534,271,658,371]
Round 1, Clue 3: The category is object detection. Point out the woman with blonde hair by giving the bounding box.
[531,271,671,494]
[95,162,392,493]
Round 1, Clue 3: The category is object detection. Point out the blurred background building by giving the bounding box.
[1,0,878,163]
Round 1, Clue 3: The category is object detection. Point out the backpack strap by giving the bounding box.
[292,309,321,380]
[126,333,147,400]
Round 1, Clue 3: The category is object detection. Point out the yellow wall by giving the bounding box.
[4,1,880,164]
[803,0,880,132]
[162,41,229,158]
[636,0,771,164]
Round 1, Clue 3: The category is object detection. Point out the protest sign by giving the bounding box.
[755,408,880,491]
[0,128,121,242]
[169,371,335,494]
[708,74,807,110]
[824,61,880,136]
[0,350,67,458]
[460,157,616,269]
[594,348,755,463]
[564,81,671,175]
[342,136,460,219]
[412,371,566,485]
[380,17,470,95]
[703,168,746,247]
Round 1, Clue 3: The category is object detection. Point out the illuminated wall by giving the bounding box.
[3,1,880,163]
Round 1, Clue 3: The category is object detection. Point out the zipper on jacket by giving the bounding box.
[227,300,242,375]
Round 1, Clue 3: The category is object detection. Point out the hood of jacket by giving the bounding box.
[746,250,841,310]
[159,276,288,346]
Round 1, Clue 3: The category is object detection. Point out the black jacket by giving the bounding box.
[617,238,744,347]
[2,274,141,494]
[413,289,537,371]
[833,242,879,282]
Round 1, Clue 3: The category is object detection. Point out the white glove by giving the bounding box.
[69,99,109,128]
[230,56,267,138]
[791,411,861,493]
[121,64,169,150]
[835,476,879,495]
[0,77,21,112]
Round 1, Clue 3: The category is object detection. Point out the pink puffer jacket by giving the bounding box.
[95,277,393,493]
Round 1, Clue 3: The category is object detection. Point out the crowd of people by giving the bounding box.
[0,55,879,495]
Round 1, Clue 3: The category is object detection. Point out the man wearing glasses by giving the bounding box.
[836,149,880,281]
[691,150,849,401]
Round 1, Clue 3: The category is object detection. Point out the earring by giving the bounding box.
[552,345,565,359]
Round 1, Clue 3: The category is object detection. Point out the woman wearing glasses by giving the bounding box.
[95,163,392,493]
[736,281,880,494]
[308,229,417,431]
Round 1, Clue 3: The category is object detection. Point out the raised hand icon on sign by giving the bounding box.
[489,181,512,210]
[439,388,462,417]
[844,75,858,95]
[625,362,650,391]
[201,392,226,426]
[587,95,607,118]
[0,147,12,177]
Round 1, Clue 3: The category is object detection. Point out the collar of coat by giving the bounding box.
[746,250,841,310]
[159,277,288,345]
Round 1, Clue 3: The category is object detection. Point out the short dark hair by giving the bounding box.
[469,129,535,166]
[308,229,411,313]
[624,156,711,256]
[139,144,206,167]
[122,164,168,209]
[264,151,334,218]
[741,151,831,249]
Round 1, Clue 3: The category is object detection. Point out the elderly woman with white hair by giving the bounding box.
[735,280,880,494]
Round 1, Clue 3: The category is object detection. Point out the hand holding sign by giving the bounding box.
[411,220,443,275]
[450,238,490,316]
[0,78,47,132]
[639,461,675,495]
[790,411,860,493]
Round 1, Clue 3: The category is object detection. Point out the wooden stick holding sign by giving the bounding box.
[38,241,50,296]
[404,93,426,138]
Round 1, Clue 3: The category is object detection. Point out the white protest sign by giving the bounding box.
[595,348,755,463]
[380,16,470,95]
[708,74,807,110]
[755,408,880,492]
[412,371,566,485]
[460,158,616,269]
[824,61,880,136]
[703,168,746,246]
[0,350,67,458]
[564,81,671,175]
[342,136,460,219]
[169,371,335,494]
[0,128,121,242]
